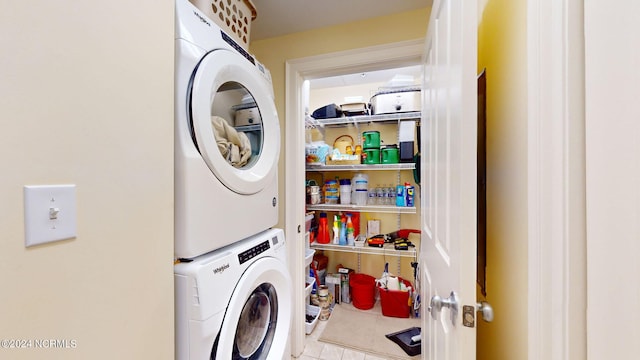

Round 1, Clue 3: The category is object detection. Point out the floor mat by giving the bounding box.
[318,303,421,360]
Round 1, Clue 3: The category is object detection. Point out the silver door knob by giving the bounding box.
[428,291,459,325]
[476,301,494,322]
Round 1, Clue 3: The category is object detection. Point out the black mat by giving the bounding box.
[385,327,421,357]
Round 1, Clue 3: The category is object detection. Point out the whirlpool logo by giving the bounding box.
[193,11,210,26]
[213,263,230,274]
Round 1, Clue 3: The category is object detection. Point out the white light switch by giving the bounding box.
[24,184,77,247]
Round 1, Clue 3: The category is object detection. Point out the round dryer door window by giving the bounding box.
[191,49,280,195]
[213,257,291,360]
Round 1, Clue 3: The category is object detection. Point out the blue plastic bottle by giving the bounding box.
[339,215,347,245]
[396,184,406,206]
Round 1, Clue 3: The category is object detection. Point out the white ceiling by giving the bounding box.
[309,65,422,90]
[250,0,432,41]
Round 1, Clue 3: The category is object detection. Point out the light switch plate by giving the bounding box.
[24,184,77,247]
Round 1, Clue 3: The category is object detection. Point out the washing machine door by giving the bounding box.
[190,49,280,195]
[213,256,291,360]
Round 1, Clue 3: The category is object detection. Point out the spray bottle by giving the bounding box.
[346,214,355,246]
[332,215,340,244]
[339,214,347,245]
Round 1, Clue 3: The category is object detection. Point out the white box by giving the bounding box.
[367,219,381,238]
[325,273,341,305]
[370,88,421,115]
[235,106,261,126]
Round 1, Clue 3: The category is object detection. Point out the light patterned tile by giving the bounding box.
[342,348,366,360]
[363,354,390,360]
[319,343,344,360]
[297,355,318,360]
[302,339,324,358]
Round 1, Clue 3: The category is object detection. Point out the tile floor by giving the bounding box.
[293,316,389,360]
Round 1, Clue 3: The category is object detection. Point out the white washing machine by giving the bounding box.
[175,228,291,360]
[175,0,281,259]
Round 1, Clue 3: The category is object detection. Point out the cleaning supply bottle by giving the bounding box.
[405,182,415,207]
[346,214,355,245]
[339,214,347,245]
[317,212,330,244]
[396,183,406,206]
[332,215,340,244]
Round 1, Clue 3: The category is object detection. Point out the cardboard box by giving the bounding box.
[338,267,355,304]
[325,273,341,305]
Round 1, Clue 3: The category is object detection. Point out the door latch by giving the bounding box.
[462,301,494,327]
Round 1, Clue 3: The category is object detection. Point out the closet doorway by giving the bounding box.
[284,39,423,357]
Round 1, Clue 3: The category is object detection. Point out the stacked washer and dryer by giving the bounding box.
[173,0,291,359]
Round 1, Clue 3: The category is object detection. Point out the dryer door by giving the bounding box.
[190,49,280,195]
[213,256,291,360]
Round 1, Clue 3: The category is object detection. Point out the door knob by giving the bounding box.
[428,291,459,325]
[476,301,494,322]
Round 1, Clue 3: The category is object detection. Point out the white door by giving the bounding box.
[420,0,477,358]
[585,1,640,358]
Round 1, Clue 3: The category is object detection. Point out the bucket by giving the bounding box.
[378,277,413,318]
[333,135,354,155]
[363,149,380,164]
[362,131,380,149]
[349,273,376,310]
[381,144,399,164]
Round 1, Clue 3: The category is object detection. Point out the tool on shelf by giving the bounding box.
[367,229,420,246]
[393,239,415,251]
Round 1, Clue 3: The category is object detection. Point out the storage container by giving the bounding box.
[381,144,400,164]
[349,273,376,310]
[378,277,413,318]
[362,149,380,164]
[351,173,369,205]
[305,276,315,298]
[305,304,320,334]
[234,105,261,126]
[370,87,421,115]
[362,131,381,149]
[189,0,256,49]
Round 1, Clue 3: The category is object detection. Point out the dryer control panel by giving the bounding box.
[238,240,270,265]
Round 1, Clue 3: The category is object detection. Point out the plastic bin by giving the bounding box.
[349,273,376,310]
[189,0,256,49]
[305,304,320,334]
[378,277,412,318]
[305,249,315,267]
[305,276,315,298]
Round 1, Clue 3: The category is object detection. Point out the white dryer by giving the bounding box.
[174,228,291,360]
[175,0,281,259]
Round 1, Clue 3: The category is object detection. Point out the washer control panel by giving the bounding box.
[238,240,270,265]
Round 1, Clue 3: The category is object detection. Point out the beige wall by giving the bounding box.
[0,1,175,359]
[477,0,528,359]
[250,8,430,231]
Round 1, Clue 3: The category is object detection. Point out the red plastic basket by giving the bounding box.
[378,277,413,318]
[349,273,376,310]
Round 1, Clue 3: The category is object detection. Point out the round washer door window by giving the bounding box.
[191,49,280,195]
[213,257,291,360]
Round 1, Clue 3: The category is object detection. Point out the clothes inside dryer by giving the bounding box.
[207,81,264,168]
